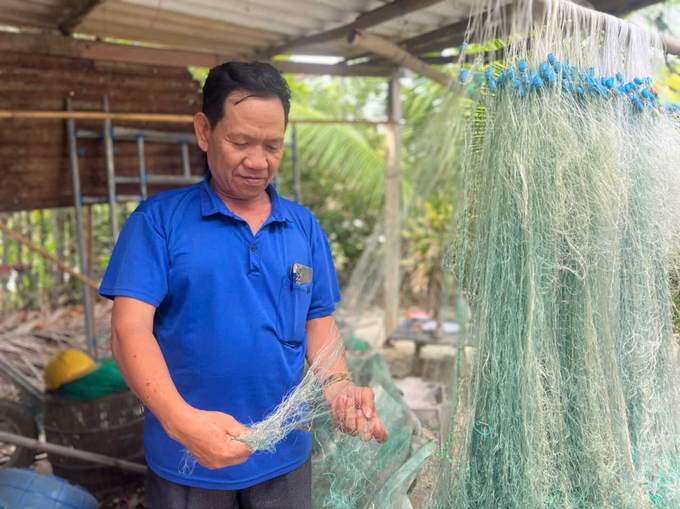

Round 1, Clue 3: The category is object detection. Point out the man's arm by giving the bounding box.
[111,296,252,469]
[306,315,388,444]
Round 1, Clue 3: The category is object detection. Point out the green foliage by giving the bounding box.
[402,194,454,314]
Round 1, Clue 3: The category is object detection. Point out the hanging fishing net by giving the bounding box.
[426,0,680,508]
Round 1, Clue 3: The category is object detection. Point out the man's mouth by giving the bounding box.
[241,175,265,185]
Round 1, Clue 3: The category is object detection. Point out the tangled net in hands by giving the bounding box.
[178,323,349,473]
[177,322,430,509]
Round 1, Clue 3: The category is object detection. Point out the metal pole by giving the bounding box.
[292,124,302,203]
[0,431,147,475]
[180,141,191,178]
[65,99,96,360]
[136,134,147,201]
[103,96,119,241]
[384,70,403,338]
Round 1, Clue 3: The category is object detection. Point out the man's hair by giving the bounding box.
[202,62,292,129]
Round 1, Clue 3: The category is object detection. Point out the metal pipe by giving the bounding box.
[136,135,148,200]
[180,141,191,178]
[117,126,197,144]
[66,99,96,360]
[292,124,302,203]
[102,96,119,242]
[0,431,147,475]
[77,127,197,144]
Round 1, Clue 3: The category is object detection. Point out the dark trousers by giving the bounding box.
[145,457,312,509]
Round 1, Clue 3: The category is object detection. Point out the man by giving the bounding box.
[99,62,387,509]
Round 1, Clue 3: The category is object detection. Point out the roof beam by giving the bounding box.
[349,30,452,88]
[56,0,105,35]
[261,0,445,58]
[0,31,394,76]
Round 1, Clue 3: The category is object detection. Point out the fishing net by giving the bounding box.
[425,1,680,508]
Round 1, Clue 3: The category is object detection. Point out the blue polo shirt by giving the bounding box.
[99,172,341,490]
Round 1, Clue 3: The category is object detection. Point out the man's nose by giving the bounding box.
[243,146,268,170]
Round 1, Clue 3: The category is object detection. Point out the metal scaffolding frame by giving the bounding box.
[65,96,202,358]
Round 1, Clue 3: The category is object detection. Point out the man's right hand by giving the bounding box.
[167,407,253,470]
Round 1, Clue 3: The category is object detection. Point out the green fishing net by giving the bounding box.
[425,1,680,508]
[60,358,129,401]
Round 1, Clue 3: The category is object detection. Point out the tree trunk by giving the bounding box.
[24,211,38,308]
[54,208,65,306]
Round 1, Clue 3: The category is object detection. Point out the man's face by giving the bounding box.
[199,91,286,202]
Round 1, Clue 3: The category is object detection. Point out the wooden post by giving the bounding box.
[384,70,403,338]
[54,208,65,304]
[24,211,37,306]
[0,222,100,292]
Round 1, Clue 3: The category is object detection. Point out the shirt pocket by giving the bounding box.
[276,275,313,347]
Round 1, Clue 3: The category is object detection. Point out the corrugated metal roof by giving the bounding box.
[0,0,664,64]
[0,0,481,59]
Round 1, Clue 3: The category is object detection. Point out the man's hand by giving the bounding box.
[324,382,388,444]
[168,408,253,470]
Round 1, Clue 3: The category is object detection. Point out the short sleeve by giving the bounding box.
[307,225,342,320]
[99,211,169,307]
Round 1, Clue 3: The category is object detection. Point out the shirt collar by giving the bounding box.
[200,171,291,223]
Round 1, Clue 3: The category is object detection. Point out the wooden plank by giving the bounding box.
[262,0,446,58]
[0,222,100,292]
[384,71,402,338]
[350,30,452,88]
[0,32,394,76]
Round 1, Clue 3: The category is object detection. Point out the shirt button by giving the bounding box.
[251,245,257,252]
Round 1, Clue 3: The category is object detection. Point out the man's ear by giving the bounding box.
[194,112,211,153]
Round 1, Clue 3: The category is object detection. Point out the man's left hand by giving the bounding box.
[324,382,388,444]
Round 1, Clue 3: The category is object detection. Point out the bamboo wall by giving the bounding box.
[0,52,205,212]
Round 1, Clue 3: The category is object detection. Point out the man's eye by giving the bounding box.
[229,140,247,146]
[267,145,282,151]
